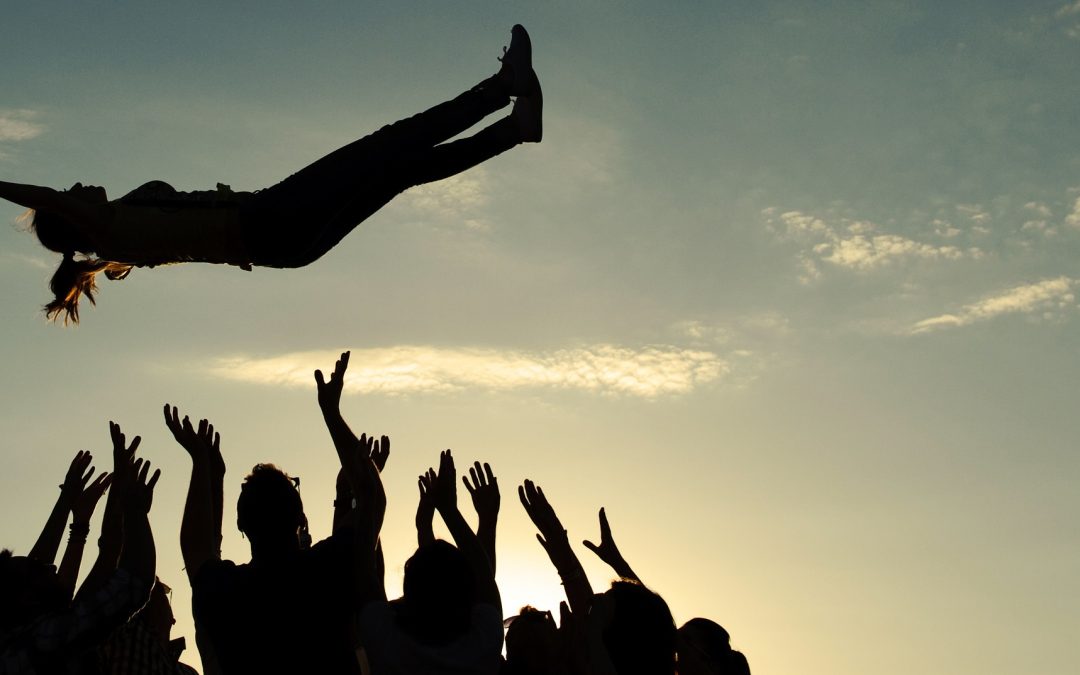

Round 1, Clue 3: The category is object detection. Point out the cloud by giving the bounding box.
[955,204,991,224]
[911,277,1077,334]
[1064,196,1080,229]
[0,109,45,143]
[0,252,51,270]
[764,209,981,278]
[1056,1,1080,37]
[206,344,728,397]
[400,169,490,228]
[1057,1,1080,16]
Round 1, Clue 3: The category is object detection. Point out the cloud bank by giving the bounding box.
[207,344,728,397]
[911,276,1077,334]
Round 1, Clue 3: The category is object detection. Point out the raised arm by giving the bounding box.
[333,434,389,534]
[117,456,160,587]
[0,180,63,211]
[56,471,111,600]
[164,405,219,581]
[0,180,109,227]
[519,479,594,616]
[415,470,437,549]
[463,461,500,574]
[315,352,387,603]
[75,423,139,603]
[29,450,93,564]
[582,508,641,583]
[431,450,501,611]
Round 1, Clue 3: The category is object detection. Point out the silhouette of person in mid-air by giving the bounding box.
[0,25,542,323]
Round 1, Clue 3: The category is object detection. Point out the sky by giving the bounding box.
[2,1,1079,673]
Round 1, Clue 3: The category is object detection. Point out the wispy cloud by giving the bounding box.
[1064,196,1080,229]
[763,209,982,282]
[400,169,491,231]
[1056,1,1080,38]
[206,344,728,397]
[0,252,51,270]
[0,109,45,143]
[911,277,1077,334]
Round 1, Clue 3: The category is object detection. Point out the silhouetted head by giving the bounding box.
[601,580,677,675]
[398,540,475,645]
[28,184,130,324]
[505,606,558,674]
[140,578,177,643]
[236,464,305,551]
[678,618,750,675]
[0,549,68,631]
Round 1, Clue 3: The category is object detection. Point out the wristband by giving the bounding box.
[68,521,91,543]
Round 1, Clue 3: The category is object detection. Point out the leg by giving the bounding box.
[395,116,520,188]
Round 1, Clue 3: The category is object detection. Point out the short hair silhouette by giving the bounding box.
[236,464,304,540]
[603,580,677,675]
[505,605,558,675]
[678,617,751,675]
[398,540,475,645]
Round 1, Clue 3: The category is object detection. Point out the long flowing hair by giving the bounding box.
[24,209,133,324]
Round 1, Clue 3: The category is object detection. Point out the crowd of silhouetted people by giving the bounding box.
[1,352,750,674]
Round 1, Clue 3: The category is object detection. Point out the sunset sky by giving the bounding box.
[2,2,1079,673]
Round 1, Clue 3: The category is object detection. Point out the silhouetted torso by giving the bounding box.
[358,601,503,675]
[192,534,359,675]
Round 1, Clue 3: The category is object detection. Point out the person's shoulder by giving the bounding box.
[192,558,241,588]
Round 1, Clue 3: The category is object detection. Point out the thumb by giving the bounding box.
[582,540,600,554]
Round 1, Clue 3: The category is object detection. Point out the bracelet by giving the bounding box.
[68,521,90,543]
[333,497,357,509]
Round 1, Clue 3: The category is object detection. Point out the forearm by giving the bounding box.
[0,180,57,210]
[180,458,216,578]
[440,506,500,608]
[321,410,365,490]
[118,507,155,585]
[333,493,353,534]
[610,558,640,583]
[544,534,593,615]
[29,493,72,564]
[477,515,497,574]
[211,469,224,555]
[74,493,124,603]
[56,532,89,600]
[417,513,435,548]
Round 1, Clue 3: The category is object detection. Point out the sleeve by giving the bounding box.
[31,568,153,659]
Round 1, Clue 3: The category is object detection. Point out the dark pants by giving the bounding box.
[244,76,518,267]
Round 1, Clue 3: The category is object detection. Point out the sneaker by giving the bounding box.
[499,24,539,98]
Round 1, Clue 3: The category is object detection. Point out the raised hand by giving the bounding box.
[71,473,112,524]
[163,405,217,460]
[432,450,458,515]
[519,479,594,615]
[314,351,350,415]
[463,460,500,572]
[61,450,96,504]
[463,461,500,521]
[370,435,390,473]
[582,508,640,582]
[518,479,568,554]
[110,421,141,472]
[416,469,436,547]
[125,458,161,514]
